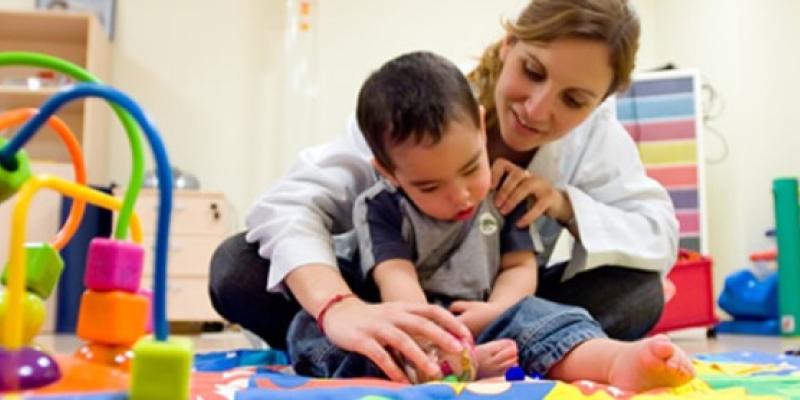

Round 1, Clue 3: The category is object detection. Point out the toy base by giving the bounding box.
[29,354,129,394]
[715,319,780,336]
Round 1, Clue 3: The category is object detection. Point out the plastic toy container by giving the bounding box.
[649,250,717,334]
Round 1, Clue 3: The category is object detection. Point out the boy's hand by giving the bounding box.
[449,301,506,337]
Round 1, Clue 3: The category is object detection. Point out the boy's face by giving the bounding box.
[377,117,491,221]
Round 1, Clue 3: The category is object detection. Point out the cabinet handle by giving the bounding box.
[210,203,221,220]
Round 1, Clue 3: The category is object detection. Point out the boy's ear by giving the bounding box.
[371,158,400,187]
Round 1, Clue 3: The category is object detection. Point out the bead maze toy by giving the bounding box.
[0,52,192,398]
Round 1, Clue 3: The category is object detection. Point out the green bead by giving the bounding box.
[0,289,45,344]
[442,374,460,382]
[2,243,64,299]
[0,136,32,204]
[130,336,194,400]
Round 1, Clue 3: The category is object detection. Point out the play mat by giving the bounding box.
[15,350,800,399]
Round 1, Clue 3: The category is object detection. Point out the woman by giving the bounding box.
[209,0,677,383]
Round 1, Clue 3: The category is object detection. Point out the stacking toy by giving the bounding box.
[0,347,60,391]
[74,342,135,371]
[1,242,64,299]
[84,237,144,293]
[76,290,148,345]
[130,336,193,400]
[0,290,45,344]
[0,136,32,203]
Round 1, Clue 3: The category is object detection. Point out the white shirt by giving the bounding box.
[246,99,679,293]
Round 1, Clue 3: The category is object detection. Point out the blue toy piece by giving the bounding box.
[504,366,525,381]
[528,371,544,380]
[718,268,778,320]
[716,319,780,336]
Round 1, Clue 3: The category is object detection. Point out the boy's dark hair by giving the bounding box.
[356,51,481,172]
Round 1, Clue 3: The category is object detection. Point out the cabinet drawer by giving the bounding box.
[134,190,233,236]
[141,276,220,322]
[141,235,220,278]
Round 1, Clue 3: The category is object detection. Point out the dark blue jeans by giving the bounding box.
[208,232,664,349]
[287,296,606,378]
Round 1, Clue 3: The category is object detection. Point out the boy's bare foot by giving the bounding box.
[475,339,519,378]
[607,334,695,391]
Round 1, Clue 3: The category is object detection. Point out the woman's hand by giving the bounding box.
[321,298,473,382]
[491,158,573,227]
[449,300,506,337]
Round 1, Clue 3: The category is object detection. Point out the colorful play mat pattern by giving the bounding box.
[16,350,800,399]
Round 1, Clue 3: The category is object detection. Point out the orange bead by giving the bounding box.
[76,290,147,346]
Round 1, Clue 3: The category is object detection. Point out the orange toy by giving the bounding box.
[76,291,148,346]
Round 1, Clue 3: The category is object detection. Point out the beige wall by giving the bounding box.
[106,0,283,222]
[636,0,800,302]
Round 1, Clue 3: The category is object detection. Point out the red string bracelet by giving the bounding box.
[316,293,357,334]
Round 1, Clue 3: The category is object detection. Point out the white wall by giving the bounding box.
[107,0,284,223]
[637,0,800,301]
[309,0,529,147]
[0,0,29,10]
[306,0,800,302]
[103,0,543,225]
[6,1,798,304]
[4,0,285,223]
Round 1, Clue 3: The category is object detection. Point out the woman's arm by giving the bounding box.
[558,103,679,277]
[246,116,470,381]
[246,115,375,294]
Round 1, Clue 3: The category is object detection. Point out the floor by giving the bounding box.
[36,326,800,358]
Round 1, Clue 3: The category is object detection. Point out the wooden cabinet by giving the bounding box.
[0,9,111,183]
[134,189,234,322]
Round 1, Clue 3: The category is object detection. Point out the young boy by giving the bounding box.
[286,51,694,391]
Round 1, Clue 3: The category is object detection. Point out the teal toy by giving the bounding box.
[772,178,800,335]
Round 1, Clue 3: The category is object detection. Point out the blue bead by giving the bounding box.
[529,371,544,380]
[504,366,525,381]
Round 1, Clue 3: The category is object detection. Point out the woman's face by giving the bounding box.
[495,37,614,151]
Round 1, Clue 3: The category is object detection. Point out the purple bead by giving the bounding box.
[504,366,525,381]
[0,347,61,391]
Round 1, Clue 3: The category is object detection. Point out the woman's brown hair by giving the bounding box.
[468,0,640,135]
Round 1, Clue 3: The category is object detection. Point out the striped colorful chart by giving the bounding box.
[615,71,706,253]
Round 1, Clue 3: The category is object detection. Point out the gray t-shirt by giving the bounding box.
[351,179,541,302]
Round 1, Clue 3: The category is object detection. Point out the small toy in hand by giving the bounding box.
[393,336,478,383]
